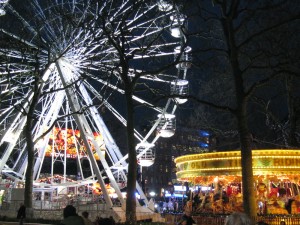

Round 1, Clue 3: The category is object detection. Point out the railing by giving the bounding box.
[163,213,300,225]
[0,199,158,223]
[0,199,113,221]
[1,199,108,209]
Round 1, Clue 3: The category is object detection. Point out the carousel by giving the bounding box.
[175,149,300,215]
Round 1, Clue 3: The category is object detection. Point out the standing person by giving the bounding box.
[178,210,195,225]
[81,211,93,225]
[17,203,26,225]
[224,212,254,225]
[60,205,84,225]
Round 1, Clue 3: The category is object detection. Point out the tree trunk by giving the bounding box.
[125,87,137,225]
[237,105,256,217]
[221,5,256,217]
[24,76,41,218]
[24,121,34,218]
[286,75,298,147]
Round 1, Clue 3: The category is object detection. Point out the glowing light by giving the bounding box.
[149,191,156,197]
[136,143,155,167]
[157,0,173,11]
[0,9,6,16]
[157,114,176,138]
[2,132,17,143]
[170,79,189,104]
[175,149,300,182]
[45,127,105,160]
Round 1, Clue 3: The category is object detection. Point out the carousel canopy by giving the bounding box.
[175,149,300,184]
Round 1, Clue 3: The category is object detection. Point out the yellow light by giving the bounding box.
[175,149,300,180]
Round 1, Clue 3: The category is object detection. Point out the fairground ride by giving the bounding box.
[0,0,191,215]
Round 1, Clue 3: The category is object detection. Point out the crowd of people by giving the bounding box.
[176,200,278,225]
[16,202,289,225]
[176,208,262,225]
[177,210,281,225]
[223,212,286,225]
[60,205,116,225]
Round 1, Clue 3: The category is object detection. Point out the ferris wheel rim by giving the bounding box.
[0,0,190,202]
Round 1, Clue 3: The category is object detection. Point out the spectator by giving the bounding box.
[17,203,26,225]
[178,209,195,225]
[81,211,93,225]
[96,217,115,225]
[94,216,102,225]
[224,212,254,225]
[109,216,116,225]
[60,205,84,225]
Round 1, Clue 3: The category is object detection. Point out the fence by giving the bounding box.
[0,199,111,221]
[163,213,300,225]
[2,201,300,225]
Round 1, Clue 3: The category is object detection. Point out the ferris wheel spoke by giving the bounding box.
[0,0,190,209]
[83,75,169,145]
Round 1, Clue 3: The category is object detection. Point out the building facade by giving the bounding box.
[140,127,215,197]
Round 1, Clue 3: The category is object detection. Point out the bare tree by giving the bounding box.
[181,0,300,217]
[92,1,188,223]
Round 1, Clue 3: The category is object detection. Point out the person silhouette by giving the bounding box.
[179,209,195,225]
[17,203,26,220]
[17,203,26,225]
[60,205,84,225]
[81,211,93,225]
[224,212,253,225]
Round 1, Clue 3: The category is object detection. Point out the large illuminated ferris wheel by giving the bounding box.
[0,0,191,207]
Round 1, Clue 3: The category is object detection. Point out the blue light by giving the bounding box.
[198,130,209,137]
[198,142,209,148]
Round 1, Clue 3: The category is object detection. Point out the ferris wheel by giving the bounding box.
[0,0,191,207]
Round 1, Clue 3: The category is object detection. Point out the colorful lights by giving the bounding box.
[44,127,105,160]
[175,149,300,182]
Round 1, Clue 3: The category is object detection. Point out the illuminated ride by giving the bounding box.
[0,0,190,212]
[0,0,9,16]
[175,149,300,215]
